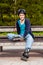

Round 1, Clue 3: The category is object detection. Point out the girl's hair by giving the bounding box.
[18,9,26,15]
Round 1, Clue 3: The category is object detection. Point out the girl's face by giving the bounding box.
[19,13,25,21]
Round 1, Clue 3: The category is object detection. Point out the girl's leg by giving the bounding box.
[21,34,34,61]
[7,33,22,40]
[25,34,34,49]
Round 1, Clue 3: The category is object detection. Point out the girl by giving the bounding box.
[7,9,34,61]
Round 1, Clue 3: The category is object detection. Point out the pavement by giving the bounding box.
[0,41,43,65]
[0,47,43,65]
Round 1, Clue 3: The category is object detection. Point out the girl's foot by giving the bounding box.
[21,49,29,61]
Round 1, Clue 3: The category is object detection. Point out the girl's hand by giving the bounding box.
[20,38,24,41]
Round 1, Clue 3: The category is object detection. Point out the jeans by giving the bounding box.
[7,33,34,49]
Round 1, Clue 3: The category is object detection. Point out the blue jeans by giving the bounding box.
[7,33,34,49]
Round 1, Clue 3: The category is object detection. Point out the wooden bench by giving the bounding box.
[0,26,43,32]
[0,26,43,52]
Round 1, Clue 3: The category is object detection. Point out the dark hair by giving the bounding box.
[18,9,26,15]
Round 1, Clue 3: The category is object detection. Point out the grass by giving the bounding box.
[0,32,17,36]
[0,32,43,36]
[33,32,43,36]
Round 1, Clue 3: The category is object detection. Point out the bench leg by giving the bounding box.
[0,46,3,52]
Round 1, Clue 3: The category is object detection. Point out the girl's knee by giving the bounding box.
[7,33,13,40]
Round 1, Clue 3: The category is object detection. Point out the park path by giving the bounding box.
[0,47,43,65]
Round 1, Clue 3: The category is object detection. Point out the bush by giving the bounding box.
[0,0,43,26]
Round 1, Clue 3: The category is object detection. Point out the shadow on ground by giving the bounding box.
[0,49,43,57]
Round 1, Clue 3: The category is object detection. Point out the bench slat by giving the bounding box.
[0,26,43,32]
[0,28,43,32]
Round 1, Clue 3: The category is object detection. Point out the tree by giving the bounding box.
[0,0,43,26]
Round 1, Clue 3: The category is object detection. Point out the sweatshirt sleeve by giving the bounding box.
[16,21,20,34]
[23,19,31,38]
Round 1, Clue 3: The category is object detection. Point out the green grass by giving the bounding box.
[0,32,17,36]
[0,32,43,36]
[33,32,43,36]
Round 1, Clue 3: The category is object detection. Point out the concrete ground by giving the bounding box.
[0,46,43,65]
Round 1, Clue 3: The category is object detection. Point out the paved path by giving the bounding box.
[0,48,43,65]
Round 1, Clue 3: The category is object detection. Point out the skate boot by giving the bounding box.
[21,48,29,61]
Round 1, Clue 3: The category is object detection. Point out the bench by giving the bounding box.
[0,26,43,53]
[0,26,43,32]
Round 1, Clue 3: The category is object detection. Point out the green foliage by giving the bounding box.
[0,0,43,26]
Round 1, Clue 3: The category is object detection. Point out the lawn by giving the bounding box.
[0,32,43,36]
